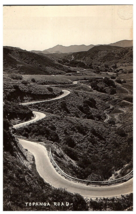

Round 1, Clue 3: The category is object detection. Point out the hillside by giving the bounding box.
[3,119,87,211]
[3,46,68,75]
[42,44,94,54]
[32,40,132,55]
[3,42,133,210]
[61,45,133,69]
[110,40,133,47]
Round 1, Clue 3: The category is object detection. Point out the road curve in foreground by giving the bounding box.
[19,138,133,198]
[21,89,70,106]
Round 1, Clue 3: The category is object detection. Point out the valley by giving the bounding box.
[3,41,133,211]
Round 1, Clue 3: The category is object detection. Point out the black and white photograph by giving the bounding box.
[3,4,133,211]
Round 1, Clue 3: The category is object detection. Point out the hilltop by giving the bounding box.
[60,45,133,69]
[109,40,133,47]
[3,46,68,75]
[32,40,133,55]
[42,44,94,54]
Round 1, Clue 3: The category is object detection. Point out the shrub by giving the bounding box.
[47,87,53,92]
[31,78,36,82]
[21,80,28,85]
[108,118,115,125]
[83,98,96,109]
[13,84,20,90]
[91,128,104,140]
[9,74,22,80]
[110,87,116,95]
[64,136,76,148]
[62,145,78,160]
[103,77,116,88]
[111,75,116,79]
[72,194,88,211]
[61,101,69,113]
[116,128,127,137]
[116,79,122,84]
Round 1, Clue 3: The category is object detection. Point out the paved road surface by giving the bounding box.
[15,88,133,198]
[13,111,46,129]
[19,138,133,198]
[21,89,70,106]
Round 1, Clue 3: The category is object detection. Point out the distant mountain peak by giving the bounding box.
[41,44,94,54]
[31,39,133,55]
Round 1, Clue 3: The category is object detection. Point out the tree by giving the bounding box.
[116,128,127,137]
[31,78,36,82]
[65,136,76,148]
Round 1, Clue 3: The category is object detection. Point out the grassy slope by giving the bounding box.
[4,74,62,102]
[3,46,67,75]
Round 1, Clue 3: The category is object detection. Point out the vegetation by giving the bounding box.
[89,194,133,211]
[89,77,116,94]
[3,44,133,210]
[3,46,66,75]
[3,103,87,211]
[4,101,33,122]
[3,151,87,211]
[23,74,72,84]
[15,111,132,180]
[63,46,133,68]
[4,75,61,102]
[9,73,22,80]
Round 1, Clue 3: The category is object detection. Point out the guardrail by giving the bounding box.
[49,148,133,186]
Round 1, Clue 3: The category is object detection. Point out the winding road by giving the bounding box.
[21,89,70,106]
[14,89,133,198]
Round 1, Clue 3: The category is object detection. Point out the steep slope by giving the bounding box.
[3,46,66,75]
[3,104,87,211]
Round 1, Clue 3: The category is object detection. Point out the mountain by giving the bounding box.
[31,40,132,55]
[31,50,49,55]
[110,40,133,47]
[3,46,67,75]
[40,44,94,54]
[62,45,133,68]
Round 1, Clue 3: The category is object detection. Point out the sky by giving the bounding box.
[3,5,133,51]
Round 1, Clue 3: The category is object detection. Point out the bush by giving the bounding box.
[110,87,116,95]
[116,79,122,84]
[116,128,127,137]
[61,101,69,113]
[83,98,96,109]
[62,145,78,160]
[111,75,116,79]
[73,194,88,211]
[108,118,115,125]
[91,128,104,140]
[9,74,22,80]
[47,87,53,92]
[31,78,36,82]
[65,136,76,148]
[21,80,28,85]
[103,77,116,88]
